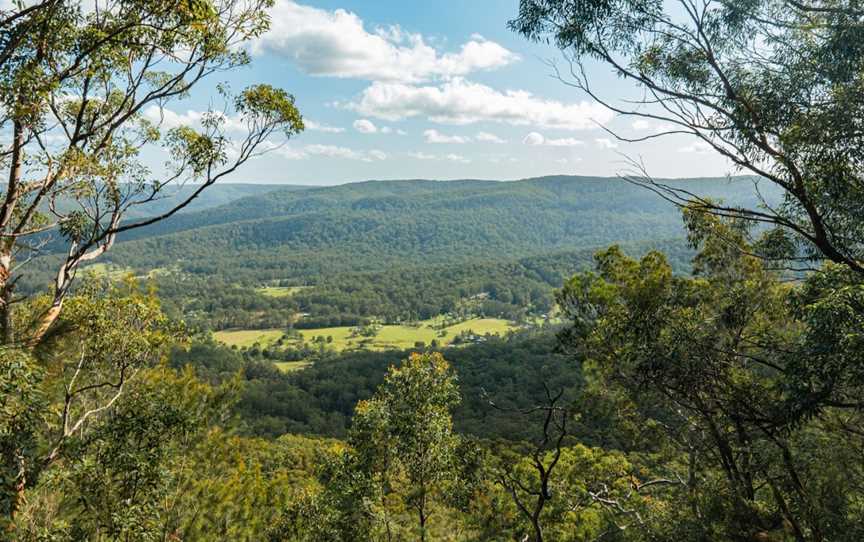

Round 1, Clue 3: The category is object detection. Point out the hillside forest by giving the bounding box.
[2,1,864,541]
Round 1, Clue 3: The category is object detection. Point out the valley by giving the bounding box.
[6,1,862,539]
[215,316,518,354]
[37,175,773,338]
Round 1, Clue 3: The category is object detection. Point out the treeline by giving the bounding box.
[146,239,694,331]
[170,329,583,441]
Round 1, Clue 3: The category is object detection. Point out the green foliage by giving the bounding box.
[0,349,45,521]
[35,367,237,540]
[510,0,864,272]
[235,84,305,136]
[0,0,303,345]
[273,353,474,541]
[556,212,864,539]
[178,330,582,441]
[24,176,746,330]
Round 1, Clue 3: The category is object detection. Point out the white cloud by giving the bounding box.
[678,140,714,154]
[304,144,356,158]
[351,78,613,130]
[308,144,386,161]
[272,146,309,160]
[143,106,246,133]
[475,131,506,144]
[253,140,309,160]
[252,1,518,82]
[523,132,545,146]
[423,129,471,144]
[522,132,584,147]
[353,119,378,133]
[595,138,618,149]
[269,144,387,162]
[407,151,437,160]
[306,120,345,133]
[406,151,470,162]
[631,119,652,131]
[445,153,470,163]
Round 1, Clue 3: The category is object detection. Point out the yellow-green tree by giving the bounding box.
[350,352,462,542]
[0,0,303,346]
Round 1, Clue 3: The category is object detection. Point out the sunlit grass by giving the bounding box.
[256,286,308,298]
[213,317,519,352]
[213,328,285,348]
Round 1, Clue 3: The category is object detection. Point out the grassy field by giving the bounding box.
[256,286,308,298]
[81,263,135,280]
[81,263,169,281]
[213,328,285,348]
[273,361,313,373]
[213,317,518,352]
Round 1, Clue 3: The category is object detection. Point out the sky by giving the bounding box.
[156,0,731,185]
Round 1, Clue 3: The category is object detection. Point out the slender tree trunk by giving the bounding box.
[531,505,543,542]
[1,284,13,345]
[28,299,62,347]
[0,121,23,347]
[6,450,26,531]
[417,491,427,542]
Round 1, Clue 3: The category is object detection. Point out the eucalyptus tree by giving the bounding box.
[510,0,864,273]
[0,0,303,345]
[350,352,463,542]
[556,213,864,540]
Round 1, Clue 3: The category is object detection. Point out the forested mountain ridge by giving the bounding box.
[0,182,293,220]
[20,175,771,329]
[113,174,771,242]
[97,175,775,280]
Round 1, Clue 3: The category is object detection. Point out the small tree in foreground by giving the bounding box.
[272,352,469,542]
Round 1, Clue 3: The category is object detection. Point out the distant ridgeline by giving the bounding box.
[21,175,777,329]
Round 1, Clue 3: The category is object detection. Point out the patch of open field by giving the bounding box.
[447,318,515,336]
[256,286,308,298]
[213,328,284,348]
[273,361,313,373]
[213,317,519,353]
[81,263,167,281]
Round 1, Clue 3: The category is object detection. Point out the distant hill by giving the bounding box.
[23,175,779,327]
[120,183,301,218]
[100,175,776,279]
[0,182,294,219]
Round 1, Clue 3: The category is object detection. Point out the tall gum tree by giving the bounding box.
[0,0,304,346]
[510,0,864,274]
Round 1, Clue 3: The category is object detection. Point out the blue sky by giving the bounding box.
[159,0,731,185]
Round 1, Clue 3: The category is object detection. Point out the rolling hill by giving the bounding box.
[100,175,774,278]
[25,175,778,328]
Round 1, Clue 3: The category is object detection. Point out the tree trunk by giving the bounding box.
[531,510,543,542]
[0,121,23,347]
[27,300,62,347]
[1,284,13,345]
[417,493,427,542]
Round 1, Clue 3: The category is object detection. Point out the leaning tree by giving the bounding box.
[510,0,864,273]
[0,0,303,346]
